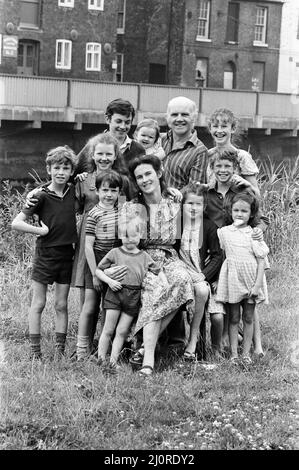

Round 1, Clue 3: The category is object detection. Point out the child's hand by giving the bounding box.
[249,284,260,299]
[74,172,88,182]
[92,275,102,291]
[108,279,123,291]
[37,221,49,237]
[251,227,263,241]
[167,187,182,202]
[231,174,252,189]
[25,187,42,208]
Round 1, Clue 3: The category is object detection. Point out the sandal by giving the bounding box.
[242,356,252,365]
[183,351,197,362]
[139,365,153,377]
[129,347,144,366]
[229,357,239,365]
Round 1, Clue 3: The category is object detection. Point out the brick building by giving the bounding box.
[118,0,284,91]
[0,0,119,81]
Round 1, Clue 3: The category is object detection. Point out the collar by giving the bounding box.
[208,180,239,193]
[43,182,72,197]
[119,135,132,151]
[166,129,198,149]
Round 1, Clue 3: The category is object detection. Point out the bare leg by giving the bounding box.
[253,309,264,355]
[77,288,100,348]
[185,282,209,355]
[110,313,134,365]
[242,301,255,357]
[228,303,241,359]
[221,306,230,349]
[54,283,70,334]
[210,313,224,354]
[97,309,120,361]
[28,281,47,334]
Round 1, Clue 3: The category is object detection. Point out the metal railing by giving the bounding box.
[0,74,298,124]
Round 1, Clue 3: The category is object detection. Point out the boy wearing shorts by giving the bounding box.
[11,146,78,360]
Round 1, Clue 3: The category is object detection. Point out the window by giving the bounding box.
[58,0,74,7]
[55,40,72,69]
[117,0,126,34]
[196,0,211,40]
[196,58,208,87]
[86,43,101,71]
[223,61,236,89]
[20,0,40,29]
[149,63,166,84]
[226,2,239,43]
[116,53,124,82]
[254,7,268,45]
[17,40,39,75]
[88,0,104,10]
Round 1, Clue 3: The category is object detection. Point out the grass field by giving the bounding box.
[0,159,298,451]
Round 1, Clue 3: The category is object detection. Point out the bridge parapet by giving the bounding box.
[0,74,298,135]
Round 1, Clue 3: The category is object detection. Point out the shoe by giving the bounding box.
[242,356,252,365]
[129,348,144,366]
[229,357,239,365]
[183,351,197,362]
[139,365,153,377]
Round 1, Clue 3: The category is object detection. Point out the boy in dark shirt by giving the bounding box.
[11,146,78,360]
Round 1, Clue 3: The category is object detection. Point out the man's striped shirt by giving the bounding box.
[161,130,208,190]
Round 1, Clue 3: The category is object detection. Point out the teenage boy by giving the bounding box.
[11,146,78,360]
[76,99,145,174]
[206,149,269,357]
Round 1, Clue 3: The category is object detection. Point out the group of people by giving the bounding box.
[11,96,270,377]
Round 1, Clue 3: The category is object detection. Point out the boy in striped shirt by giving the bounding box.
[76,170,123,360]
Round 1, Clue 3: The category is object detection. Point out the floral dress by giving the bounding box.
[216,224,269,305]
[121,197,194,334]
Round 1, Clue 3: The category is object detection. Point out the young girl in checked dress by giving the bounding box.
[216,191,269,364]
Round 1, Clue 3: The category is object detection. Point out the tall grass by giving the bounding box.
[0,156,298,450]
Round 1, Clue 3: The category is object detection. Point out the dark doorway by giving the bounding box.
[149,63,166,84]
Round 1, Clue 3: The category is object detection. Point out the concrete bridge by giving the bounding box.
[1,74,299,136]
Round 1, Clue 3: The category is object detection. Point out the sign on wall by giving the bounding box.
[2,35,18,58]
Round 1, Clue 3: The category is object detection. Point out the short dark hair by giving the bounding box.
[181,183,208,207]
[209,149,240,170]
[95,169,123,191]
[128,154,167,201]
[105,99,135,121]
[225,190,260,227]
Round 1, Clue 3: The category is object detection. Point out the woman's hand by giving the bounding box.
[104,265,127,282]
[74,172,88,182]
[167,187,182,203]
[251,227,263,241]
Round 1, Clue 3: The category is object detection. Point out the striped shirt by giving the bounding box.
[85,202,120,253]
[161,130,208,190]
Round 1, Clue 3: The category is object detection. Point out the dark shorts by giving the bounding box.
[103,285,142,317]
[32,245,74,285]
[84,250,106,290]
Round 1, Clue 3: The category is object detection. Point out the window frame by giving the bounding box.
[19,0,41,30]
[88,0,104,11]
[116,53,124,82]
[117,0,126,34]
[196,0,211,41]
[55,39,72,70]
[226,1,239,44]
[254,6,268,46]
[58,0,74,8]
[85,42,102,71]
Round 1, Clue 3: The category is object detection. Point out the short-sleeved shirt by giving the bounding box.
[85,202,120,253]
[161,130,208,189]
[98,247,160,286]
[22,184,77,247]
